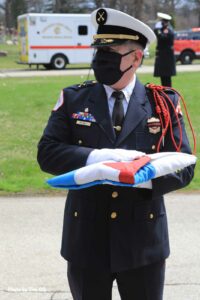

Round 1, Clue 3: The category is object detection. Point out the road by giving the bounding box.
[0,192,200,300]
[0,64,200,78]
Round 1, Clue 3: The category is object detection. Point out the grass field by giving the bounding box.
[0,72,199,194]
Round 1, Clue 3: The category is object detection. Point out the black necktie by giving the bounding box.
[112,91,124,135]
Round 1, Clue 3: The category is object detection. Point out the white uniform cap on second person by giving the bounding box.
[157,12,172,21]
[91,8,156,48]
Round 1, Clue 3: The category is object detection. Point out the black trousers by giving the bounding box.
[67,260,165,300]
[160,76,172,87]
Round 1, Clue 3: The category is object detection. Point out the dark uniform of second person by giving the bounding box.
[37,7,195,300]
[154,12,176,87]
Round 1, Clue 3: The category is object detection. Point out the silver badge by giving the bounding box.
[147,117,161,134]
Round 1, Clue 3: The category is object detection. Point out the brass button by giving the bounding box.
[112,191,118,198]
[149,213,154,219]
[152,145,156,150]
[78,140,82,145]
[74,211,78,217]
[115,126,121,132]
[111,212,117,219]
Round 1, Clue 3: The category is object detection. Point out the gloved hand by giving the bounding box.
[135,181,152,189]
[86,148,145,165]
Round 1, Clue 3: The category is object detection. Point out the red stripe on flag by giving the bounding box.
[105,156,151,184]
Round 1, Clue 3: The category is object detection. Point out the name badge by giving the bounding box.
[76,120,91,126]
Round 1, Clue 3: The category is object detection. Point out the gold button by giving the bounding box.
[74,211,78,217]
[78,140,82,145]
[115,126,121,132]
[152,145,156,150]
[149,213,154,219]
[111,212,117,219]
[112,191,118,198]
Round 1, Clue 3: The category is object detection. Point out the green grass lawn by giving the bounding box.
[0,72,199,194]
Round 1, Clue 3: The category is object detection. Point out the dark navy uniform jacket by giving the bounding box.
[154,26,176,77]
[37,79,194,272]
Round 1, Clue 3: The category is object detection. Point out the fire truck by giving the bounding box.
[174,27,200,64]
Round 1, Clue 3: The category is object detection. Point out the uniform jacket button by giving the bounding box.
[111,212,117,219]
[78,140,83,145]
[149,213,154,219]
[112,191,118,198]
[74,211,78,217]
[115,125,121,132]
[152,145,156,150]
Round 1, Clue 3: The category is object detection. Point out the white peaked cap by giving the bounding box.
[91,8,156,48]
[157,12,172,21]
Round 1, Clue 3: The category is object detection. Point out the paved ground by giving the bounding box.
[0,64,200,78]
[0,192,200,300]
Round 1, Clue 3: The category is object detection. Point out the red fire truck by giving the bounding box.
[174,27,200,64]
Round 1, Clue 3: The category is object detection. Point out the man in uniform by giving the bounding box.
[154,12,176,87]
[37,8,195,300]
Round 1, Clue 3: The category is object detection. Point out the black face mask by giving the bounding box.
[91,49,135,85]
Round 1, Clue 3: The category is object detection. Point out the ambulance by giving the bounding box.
[17,13,96,69]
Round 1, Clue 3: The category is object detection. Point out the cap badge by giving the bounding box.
[147,117,161,134]
[102,38,114,43]
[96,9,107,25]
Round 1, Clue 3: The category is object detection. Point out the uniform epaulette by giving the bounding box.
[145,83,177,96]
[78,80,97,88]
[69,80,97,90]
[162,87,176,94]
[146,83,174,92]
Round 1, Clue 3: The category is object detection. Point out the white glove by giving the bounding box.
[86,148,145,165]
[155,21,162,29]
[135,181,152,189]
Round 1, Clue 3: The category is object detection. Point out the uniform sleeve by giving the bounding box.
[152,92,195,196]
[37,90,93,176]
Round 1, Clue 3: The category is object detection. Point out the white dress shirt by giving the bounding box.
[103,74,136,117]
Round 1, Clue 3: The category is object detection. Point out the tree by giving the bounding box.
[27,0,44,13]
[190,0,200,26]
[1,0,200,30]
[54,0,95,13]
[91,0,145,19]
[4,0,27,29]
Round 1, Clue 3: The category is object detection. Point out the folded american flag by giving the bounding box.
[47,152,196,190]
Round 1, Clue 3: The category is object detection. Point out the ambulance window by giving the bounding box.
[78,26,88,35]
